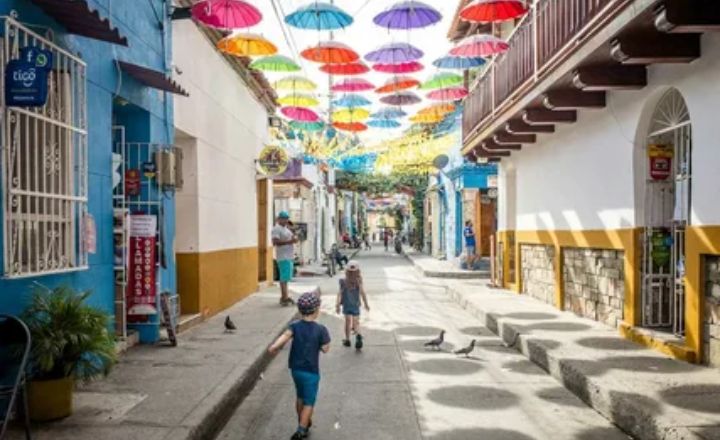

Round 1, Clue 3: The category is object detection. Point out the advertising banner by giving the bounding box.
[127,215,158,316]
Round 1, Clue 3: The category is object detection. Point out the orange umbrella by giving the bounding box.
[375,76,421,94]
[320,62,370,75]
[217,33,277,57]
[418,103,456,116]
[301,42,359,64]
[333,121,368,132]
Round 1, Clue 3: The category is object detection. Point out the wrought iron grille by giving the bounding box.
[1,17,88,278]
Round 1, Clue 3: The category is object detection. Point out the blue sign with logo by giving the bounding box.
[5,47,53,107]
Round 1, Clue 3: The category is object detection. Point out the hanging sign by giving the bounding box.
[83,213,97,254]
[257,145,289,176]
[125,169,141,196]
[648,144,673,181]
[142,162,157,179]
[127,215,158,316]
[487,175,498,188]
[5,47,53,107]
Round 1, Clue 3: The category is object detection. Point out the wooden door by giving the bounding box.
[478,192,497,257]
[257,179,268,282]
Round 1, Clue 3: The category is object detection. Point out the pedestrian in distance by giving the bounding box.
[273,211,299,306]
[335,260,370,350]
[268,291,331,440]
[383,229,389,252]
[331,243,348,270]
[464,220,477,268]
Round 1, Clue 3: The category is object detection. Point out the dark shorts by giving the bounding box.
[342,305,360,317]
[291,369,320,406]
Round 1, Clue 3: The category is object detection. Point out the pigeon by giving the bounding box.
[224,316,237,333]
[424,330,445,350]
[454,339,477,357]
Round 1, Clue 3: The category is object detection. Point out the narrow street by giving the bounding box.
[217,249,629,440]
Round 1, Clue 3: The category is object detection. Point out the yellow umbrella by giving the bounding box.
[410,113,444,124]
[332,108,370,123]
[277,93,320,107]
[273,76,317,91]
[418,102,456,116]
[217,33,278,57]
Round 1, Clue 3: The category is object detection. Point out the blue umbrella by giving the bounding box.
[285,2,354,30]
[333,94,372,108]
[368,119,402,129]
[372,107,408,119]
[433,55,486,70]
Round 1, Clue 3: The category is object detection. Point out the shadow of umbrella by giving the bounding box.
[427,385,518,410]
[425,427,535,440]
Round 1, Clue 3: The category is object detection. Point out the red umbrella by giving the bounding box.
[301,42,359,64]
[333,122,368,132]
[320,62,370,75]
[332,78,375,92]
[450,34,509,57]
[281,106,319,122]
[375,76,421,94]
[373,61,424,74]
[191,0,262,30]
[460,0,528,23]
[427,87,469,101]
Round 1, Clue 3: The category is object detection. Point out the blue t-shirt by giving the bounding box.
[288,320,331,374]
[464,226,476,247]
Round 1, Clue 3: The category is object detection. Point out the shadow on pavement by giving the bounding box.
[427,385,518,410]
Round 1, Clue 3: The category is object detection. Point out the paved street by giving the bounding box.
[217,248,630,440]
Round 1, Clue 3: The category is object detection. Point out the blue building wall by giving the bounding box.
[0,1,175,342]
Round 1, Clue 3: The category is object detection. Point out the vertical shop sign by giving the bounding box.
[127,215,158,316]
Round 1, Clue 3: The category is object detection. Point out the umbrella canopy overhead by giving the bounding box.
[216,33,277,57]
[273,76,317,91]
[320,62,370,75]
[332,78,375,92]
[277,93,320,107]
[365,42,424,63]
[450,33,509,57]
[301,42,359,64]
[368,119,402,129]
[427,87,468,101]
[191,0,262,30]
[333,94,372,108]
[419,103,456,116]
[372,61,424,74]
[285,2,353,30]
[372,107,408,119]
[333,122,368,132]
[420,72,464,90]
[375,76,421,94]
[432,55,486,70]
[289,121,326,132]
[251,55,301,72]
[410,113,443,124]
[332,108,371,123]
[281,106,320,122]
[373,1,442,30]
[380,92,422,106]
[460,0,528,23]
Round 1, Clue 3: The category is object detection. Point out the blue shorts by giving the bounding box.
[277,259,294,283]
[291,369,320,406]
[343,306,360,317]
[466,245,476,256]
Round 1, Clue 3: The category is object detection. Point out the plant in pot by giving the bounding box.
[22,285,117,421]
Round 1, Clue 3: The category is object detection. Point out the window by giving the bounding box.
[1,17,88,277]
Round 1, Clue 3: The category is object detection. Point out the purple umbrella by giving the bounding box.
[373,1,442,30]
[380,92,422,106]
[365,42,424,63]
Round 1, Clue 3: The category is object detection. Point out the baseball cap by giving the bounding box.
[278,211,290,219]
[346,260,360,272]
[297,291,321,316]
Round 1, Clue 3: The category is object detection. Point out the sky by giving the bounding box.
[251,0,460,144]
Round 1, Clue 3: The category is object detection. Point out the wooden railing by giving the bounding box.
[462,0,625,142]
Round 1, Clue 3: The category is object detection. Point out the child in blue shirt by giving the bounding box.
[335,261,370,350]
[269,291,331,440]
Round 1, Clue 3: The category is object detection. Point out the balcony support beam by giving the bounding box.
[611,33,700,64]
[523,109,577,125]
[543,90,606,110]
[505,119,555,134]
[573,66,647,91]
[484,139,521,151]
[655,0,720,33]
[494,133,536,145]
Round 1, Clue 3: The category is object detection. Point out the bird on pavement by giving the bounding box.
[424,330,445,350]
[224,316,237,333]
[454,339,477,357]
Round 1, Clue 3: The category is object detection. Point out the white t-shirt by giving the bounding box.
[272,224,295,261]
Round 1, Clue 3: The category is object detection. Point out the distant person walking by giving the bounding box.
[383,229,389,252]
[336,261,369,350]
[273,211,298,306]
[464,220,476,266]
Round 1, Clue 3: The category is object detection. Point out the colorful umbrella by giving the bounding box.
[372,107,408,119]
[290,121,326,132]
[332,78,375,92]
[420,72,464,90]
[301,42,359,64]
[427,87,469,101]
[277,94,319,107]
[281,106,319,122]
[333,122,368,132]
[216,33,277,57]
[365,42,424,63]
[191,0,262,30]
[285,2,353,30]
[368,119,402,129]
[460,0,528,23]
[332,108,371,123]
[333,94,372,108]
[432,55,486,70]
[380,92,422,106]
[273,76,317,91]
[320,62,370,75]
[419,103,456,116]
[372,61,424,74]
[450,34,509,57]
[373,1,442,30]
[375,76,421,94]
[251,55,301,72]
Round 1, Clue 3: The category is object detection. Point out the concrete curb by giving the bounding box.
[444,283,703,440]
[403,250,490,279]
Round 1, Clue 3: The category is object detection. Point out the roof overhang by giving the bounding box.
[31,0,127,46]
[118,61,189,97]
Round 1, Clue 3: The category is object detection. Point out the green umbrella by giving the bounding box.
[420,72,463,90]
[290,121,325,132]
[251,55,301,72]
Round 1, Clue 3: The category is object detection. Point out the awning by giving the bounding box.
[30,0,128,46]
[118,61,189,97]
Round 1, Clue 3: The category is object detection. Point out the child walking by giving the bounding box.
[335,261,370,350]
[269,291,331,440]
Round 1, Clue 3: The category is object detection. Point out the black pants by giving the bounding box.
[335,255,349,268]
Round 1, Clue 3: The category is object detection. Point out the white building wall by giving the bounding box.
[173,21,269,252]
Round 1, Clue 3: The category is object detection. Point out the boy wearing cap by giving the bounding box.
[269,291,331,440]
[335,261,370,350]
[273,211,298,306]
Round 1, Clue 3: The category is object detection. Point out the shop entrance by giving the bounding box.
[257,179,269,282]
[641,89,692,337]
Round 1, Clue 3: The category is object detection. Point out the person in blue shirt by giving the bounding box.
[269,291,331,440]
[464,220,477,264]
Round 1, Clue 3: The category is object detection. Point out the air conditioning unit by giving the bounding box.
[154,148,184,190]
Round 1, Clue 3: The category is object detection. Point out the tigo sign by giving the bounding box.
[5,47,53,107]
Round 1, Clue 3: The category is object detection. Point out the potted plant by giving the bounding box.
[21,285,117,421]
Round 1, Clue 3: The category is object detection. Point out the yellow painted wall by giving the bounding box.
[685,226,720,362]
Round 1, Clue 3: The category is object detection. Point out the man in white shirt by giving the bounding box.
[272,211,298,306]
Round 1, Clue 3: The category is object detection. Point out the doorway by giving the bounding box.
[257,179,269,282]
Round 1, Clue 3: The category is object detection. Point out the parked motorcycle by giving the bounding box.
[394,236,402,254]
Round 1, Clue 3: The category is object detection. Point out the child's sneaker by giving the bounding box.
[355,334,363,350]
[342,339,351,347]
[290,432,307,440]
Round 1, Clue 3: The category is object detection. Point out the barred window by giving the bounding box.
[1,17,88,277]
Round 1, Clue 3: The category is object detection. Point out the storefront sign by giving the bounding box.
[127,215,158,316]
[125,169,141,196]
[487,175,498,188]
[5,47,52,107]
[142,162,157,179]
[257,145,289,176]
[648,144,673,181]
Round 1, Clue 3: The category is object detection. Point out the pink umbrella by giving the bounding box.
[192,0,263,30]
[427,87,469,101]
[450,34,509,57]
[372,61,424,74]
[332,78,375,92]
[281,106,319,122]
